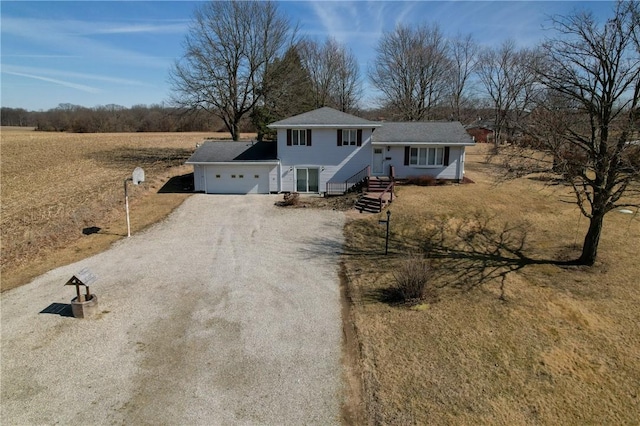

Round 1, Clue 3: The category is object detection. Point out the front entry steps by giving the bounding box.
[355,177,395,213]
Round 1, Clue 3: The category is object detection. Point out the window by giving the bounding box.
[287,129,312,146]
[409,147,445,166]
[342,129,357,146]
[239,175,244,179]
[215,174,221,178]
[254,175,259,179]
[292,129,307,146]
[231,174,236,178]
[337,129,362,146]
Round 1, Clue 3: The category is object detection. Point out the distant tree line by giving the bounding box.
[1,103,229,133]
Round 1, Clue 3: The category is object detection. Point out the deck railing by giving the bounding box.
[326,182,347,195]
[377,181,395,211]
[326,165,370,195]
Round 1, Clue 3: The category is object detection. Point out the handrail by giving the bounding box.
[345,165,370,187]
[326,164,370,195]
[376,181,395,210]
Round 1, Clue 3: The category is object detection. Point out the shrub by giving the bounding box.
[405,175,436,186]
[393,255,433,303]
[281,192,299,206]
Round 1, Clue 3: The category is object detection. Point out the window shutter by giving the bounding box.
[287,129,292,146]
[404,146,410,165]
[337,129,342,146]
[444,147,450,166]
[357,129,363,146]
[307,129,312,146]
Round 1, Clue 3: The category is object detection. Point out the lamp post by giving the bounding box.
[378,210,391,255]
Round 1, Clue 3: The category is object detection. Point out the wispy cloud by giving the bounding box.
[306,1,381,44]
[1,16,176,68]
[2,70,100,93]
[2,16,188,36]
[2,64,146,86]
[82,22,189,35]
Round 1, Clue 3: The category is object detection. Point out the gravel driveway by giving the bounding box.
[1,195,345,425]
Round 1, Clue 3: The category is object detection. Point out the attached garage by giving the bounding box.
[186,141,279,194]
[198,164,276,194]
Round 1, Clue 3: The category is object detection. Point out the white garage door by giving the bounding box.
[204,165,272,194]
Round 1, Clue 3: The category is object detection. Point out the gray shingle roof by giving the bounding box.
[185,141,277,164]
[372,122,475,145]
[268,107,381,128]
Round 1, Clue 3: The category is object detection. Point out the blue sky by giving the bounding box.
[1,1,615,111]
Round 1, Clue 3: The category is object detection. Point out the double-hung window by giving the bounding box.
[410,147,445,166]
[337,128,362,146]
[342,129,357,146]
[292,129,307,146]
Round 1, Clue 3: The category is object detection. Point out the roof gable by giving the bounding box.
[186,141,277,164]
[372,122,475,145]
[268,107,381,128]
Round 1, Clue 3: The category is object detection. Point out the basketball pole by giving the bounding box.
[124,177,133,237]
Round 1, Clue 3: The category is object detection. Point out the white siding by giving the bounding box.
[196,164,276,194]
[193,165,205,192]
[277,128,375,193]
[385,145,466,181]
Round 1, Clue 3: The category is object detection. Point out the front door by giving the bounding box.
[373,148,384,175]
[296,168,319,192]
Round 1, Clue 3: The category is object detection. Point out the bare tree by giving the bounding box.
[447,33,479,121]
[251,46,315,141]
[331,44,362,113]
[299,38,362,112]
[476,40,541,143]
[369,24,451,121]
[500,1,640,265]
[169,0,294,140]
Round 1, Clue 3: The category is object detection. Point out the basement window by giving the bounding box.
[254,175,260,179]
[231,175,236,178]
[215,174,221,178]
[239,175,244,179]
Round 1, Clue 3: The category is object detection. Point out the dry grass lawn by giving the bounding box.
[1,127,255,291]
[343,145,640,424]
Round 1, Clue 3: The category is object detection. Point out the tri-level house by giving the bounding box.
[187,107,474,202]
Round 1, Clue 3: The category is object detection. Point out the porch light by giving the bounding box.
[387,146,390,151]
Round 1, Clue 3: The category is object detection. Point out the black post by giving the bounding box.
[385,210,391,255]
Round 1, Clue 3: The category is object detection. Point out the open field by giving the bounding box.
[0,127,256,291]
[343,145,640,423]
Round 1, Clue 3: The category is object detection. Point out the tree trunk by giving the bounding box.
[231,121,239,141]
[578,211,605,266]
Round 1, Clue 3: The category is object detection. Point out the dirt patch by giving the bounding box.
[275,192,361,211]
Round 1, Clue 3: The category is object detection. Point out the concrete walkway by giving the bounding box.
[1,195,345,425]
